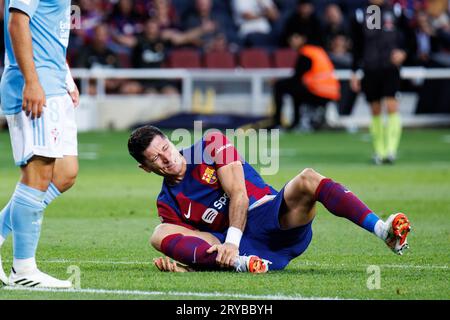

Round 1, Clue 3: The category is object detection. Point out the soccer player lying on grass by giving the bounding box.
[127,126,411,273]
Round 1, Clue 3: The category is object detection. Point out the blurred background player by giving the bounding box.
[270,32,340,130]
[128,126,411,273]
[350,0,413,164]
[0,0,79,288]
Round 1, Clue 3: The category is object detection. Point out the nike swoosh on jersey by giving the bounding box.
[184,202,192,219]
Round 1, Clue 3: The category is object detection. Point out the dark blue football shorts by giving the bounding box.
[212,187,313,270]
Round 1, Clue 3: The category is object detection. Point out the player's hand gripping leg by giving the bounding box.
[153,256,194,272]
[207,243,239,268]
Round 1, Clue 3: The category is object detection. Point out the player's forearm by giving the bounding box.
[216,160,248,247]
[225,192,248,248]
[8,12,39,83]
[227,193,249,232]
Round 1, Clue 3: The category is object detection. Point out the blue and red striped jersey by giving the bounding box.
[156,132,277,233]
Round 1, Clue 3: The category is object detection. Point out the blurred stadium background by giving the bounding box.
[1,0,449,131]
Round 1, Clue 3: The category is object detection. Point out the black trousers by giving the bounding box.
[272,78,329,129]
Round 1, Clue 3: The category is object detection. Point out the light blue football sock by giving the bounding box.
[0,200,12,242]
[11,183,46,260]
[0,183,61,246]
[43,183,61,207]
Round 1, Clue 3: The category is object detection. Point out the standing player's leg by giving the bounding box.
[0,156,78,247]
[282,168,411,255]
[370,101,386,164]
[7,161,73,287]
[383,67,402,163]
[0,157,72,287]
[9,103,80,286]
[11,157,54,272]
[385,97,402,163]
[0,106,59,284]
[362,70,387,164]
[1,95,77,287]
[0,156,78,284]
[0,157,54,285]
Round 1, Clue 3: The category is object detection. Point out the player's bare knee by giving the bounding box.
[150,224,172,251]
[65,163,79,188]
[53,174,77,193]
[52,159,79,192]
[298,168,323,195]
[149,234,160,251]
[62,173,77,191]
[150,227,163,251]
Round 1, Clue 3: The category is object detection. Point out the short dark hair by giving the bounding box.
[128,125,166,164]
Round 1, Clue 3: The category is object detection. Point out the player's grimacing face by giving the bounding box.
[141,135,184,176]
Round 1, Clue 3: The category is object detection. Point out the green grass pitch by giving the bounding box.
[0,128,449,300]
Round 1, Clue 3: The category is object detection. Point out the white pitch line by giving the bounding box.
[3,286,344,300]
[300,261,449,270]
[45,259,143,265]
[1,259,146,266]
[4,259,448,270]
[376,264,448,270]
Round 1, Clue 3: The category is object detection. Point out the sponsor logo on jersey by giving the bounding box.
[58,6,72,47]
[202,208,219,224]
[213,193,229,210]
